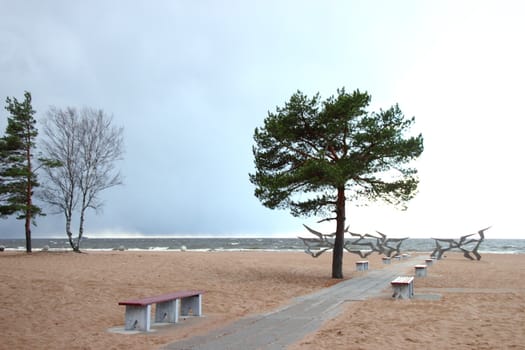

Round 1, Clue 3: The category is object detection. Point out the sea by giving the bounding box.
[0,237,524,254]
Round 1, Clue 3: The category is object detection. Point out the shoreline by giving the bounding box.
[0,251,523,349]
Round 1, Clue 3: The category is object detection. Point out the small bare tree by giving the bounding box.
[40,107,124,251]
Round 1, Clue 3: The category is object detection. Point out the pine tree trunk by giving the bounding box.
[331,187,346,279]
[25,146,32,253]
[25,217,31,253]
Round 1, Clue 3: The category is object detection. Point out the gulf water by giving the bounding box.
[0,237,524,254]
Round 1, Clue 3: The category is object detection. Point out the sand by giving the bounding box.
[290,253,525,350]
[0,251,523,349]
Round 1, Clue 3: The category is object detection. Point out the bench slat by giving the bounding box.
[119,290,205,306]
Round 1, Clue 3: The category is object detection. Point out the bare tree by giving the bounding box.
[40,107,124,251]
[40,107,78,249]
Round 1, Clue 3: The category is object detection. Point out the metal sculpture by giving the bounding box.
[430,226,491,260]
[299,225,408,258]
[299,225,336,257]
[346,230,408,258]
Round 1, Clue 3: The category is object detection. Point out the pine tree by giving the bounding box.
[0,91,44,253]
[250,88,424,278]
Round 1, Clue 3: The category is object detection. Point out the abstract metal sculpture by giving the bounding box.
[299,225,336,257]
[299,225,408,258]
[430,226,491,260]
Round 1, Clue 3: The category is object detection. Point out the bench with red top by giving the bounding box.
[118,290,204,331]
[391,276,414,299]
[414,264,428,277]
[356,260,369,271]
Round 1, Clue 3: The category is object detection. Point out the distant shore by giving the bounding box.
[0,251,523,349]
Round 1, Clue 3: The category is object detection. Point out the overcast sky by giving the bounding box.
[1,1,524,239]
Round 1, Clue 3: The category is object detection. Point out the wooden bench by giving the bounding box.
[414,264,427,277]
[382,257,391,264]
[391,276,414,299]
[356,260,369,271]
[425,258,434,266]
[118,290,204,331]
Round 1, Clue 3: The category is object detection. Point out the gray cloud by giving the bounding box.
[3,1,518,239]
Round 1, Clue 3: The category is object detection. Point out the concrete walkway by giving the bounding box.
[163,255,424,350]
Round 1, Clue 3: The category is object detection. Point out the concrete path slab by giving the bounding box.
[163,255,425,350]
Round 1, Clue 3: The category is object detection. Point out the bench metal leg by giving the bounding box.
[124,305,151,331]
[155,299,180,323]
[181,294,202,316]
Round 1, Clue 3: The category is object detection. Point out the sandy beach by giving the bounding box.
[290,253,525,350]
[0,251,523,349]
